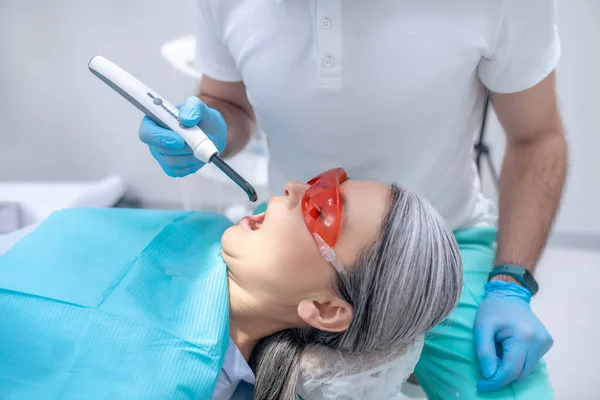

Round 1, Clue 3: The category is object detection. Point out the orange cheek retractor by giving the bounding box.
[301,168,351,293]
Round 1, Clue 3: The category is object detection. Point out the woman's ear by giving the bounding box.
[297,296,353,332]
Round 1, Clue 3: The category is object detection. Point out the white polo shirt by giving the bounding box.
[193,0,560,229]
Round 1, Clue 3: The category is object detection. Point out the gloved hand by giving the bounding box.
[474,281,553,392]
[138,96,227,177]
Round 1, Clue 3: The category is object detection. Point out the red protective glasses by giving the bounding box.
[301,168,350,288]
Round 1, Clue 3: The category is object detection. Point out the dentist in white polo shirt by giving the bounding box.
[139,0,566,398]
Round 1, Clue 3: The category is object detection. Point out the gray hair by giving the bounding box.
[250,184,463,399]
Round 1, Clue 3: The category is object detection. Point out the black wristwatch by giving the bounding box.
[488,264,539,295]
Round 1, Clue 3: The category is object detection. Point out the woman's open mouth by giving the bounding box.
[240,212,265,232]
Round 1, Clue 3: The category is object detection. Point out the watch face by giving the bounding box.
[522,270,539,294]
[492,265,539,295]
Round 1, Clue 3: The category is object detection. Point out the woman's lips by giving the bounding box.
[240,212,266,232]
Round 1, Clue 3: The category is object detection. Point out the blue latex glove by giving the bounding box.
[474,281,553,392]
[138,96,227,177]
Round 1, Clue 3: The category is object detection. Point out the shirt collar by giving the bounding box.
[223,338,255,385]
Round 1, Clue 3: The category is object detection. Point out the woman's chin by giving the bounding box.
[221,224,238,246]
[221,247,231,264]
[221,227,247,270]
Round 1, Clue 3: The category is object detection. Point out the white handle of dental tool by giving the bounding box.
[88,55,218,164]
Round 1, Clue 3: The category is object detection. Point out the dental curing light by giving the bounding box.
[88,55,258,202]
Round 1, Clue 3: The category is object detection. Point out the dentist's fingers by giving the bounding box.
[139,116,186,149]
[179,96,208,127]
[477,339,525,392]
[474,320,498,379]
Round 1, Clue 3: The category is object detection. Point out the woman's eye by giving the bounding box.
[317,206,325,221]
[308,206,321,220]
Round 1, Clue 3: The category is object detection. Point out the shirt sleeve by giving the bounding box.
[478,0,561,94]
[193,0,243,82]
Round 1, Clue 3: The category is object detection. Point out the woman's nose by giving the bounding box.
[284,181,310,209]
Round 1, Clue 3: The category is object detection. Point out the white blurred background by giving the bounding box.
[0,1,598,398]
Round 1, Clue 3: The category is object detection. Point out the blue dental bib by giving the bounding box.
[0,208,233,400]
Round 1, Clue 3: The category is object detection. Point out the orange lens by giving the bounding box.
[301,168,347,248]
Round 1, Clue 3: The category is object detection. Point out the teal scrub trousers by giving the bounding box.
[253,204,555,399]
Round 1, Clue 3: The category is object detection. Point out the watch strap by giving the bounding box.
[488,264,539,295]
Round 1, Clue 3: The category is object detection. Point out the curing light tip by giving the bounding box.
[210,155,258,203]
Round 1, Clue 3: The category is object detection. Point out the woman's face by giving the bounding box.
[221,176,390,329]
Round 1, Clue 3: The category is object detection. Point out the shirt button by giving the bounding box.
[323,56,334,67]
[320,18,331,29]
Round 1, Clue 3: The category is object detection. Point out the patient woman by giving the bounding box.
[0,168,462,400]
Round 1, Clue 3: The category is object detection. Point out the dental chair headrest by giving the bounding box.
[297,336,424,400]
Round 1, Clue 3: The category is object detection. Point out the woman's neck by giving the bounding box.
[227,278,286,362]
[228,318,261,362]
